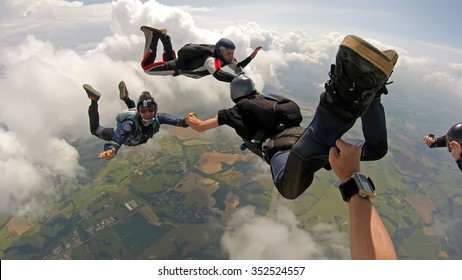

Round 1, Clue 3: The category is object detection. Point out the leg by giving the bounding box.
[360,97,388,161]
[140,26,177,75]
[160,32,176,61]
[83,84,114,141]
[274,104,356,199]
[118,81,136,108]
[274,35,397,199]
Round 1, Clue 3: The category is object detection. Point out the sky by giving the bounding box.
[1,0,461,259]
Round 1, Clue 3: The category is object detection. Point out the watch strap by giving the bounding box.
[339,178,359,202]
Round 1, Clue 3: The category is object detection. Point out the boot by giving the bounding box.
[118,81,128,101]
[320,35,398,122]
[83,84,101,101]
[140,26,168,58]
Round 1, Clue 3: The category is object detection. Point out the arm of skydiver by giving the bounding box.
[236,46,262,68]
[435,135,447,147]
[424,134,447,148]
[157,112,190,127]
[101,120,135,160]
[185,113,219,132]
[213,69,236,82]
[329,139,397,260]
[203,56,236,82]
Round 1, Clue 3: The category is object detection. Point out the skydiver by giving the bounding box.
[423,122,462,172]
[83,81,190,160]
[187,34,398,200]
[140,26,262,83]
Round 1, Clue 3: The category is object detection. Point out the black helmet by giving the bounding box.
[446,122,462,151]
[137,91,158,124]
[214,38,235,63]
[230,72,256,103]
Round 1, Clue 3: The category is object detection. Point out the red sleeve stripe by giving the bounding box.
[214,59,222,70]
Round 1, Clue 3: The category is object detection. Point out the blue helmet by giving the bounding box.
[214,38,236,63]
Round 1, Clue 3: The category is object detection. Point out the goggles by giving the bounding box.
[139,106,156,113]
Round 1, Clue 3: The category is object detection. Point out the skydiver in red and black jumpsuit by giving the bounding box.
[140,26,261,83]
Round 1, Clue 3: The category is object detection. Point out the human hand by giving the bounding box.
[185,112,197,124]
[423,134,436,147]
[250,46,262,58]
[329,139,361,183]
[448,141,461,161]
[99,148,116,160]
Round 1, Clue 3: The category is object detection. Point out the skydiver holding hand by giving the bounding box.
[83,81,190,160]
[140,26,262,83]
[188,35,398,200]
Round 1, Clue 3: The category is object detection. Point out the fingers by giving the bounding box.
[335,139,354,151]
[98,148,116,160]
[185,112,197,120]
[334,139,361,158]
[328,146,339,162]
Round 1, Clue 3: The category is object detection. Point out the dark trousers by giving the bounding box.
[88,99,135,141]
[271,97,387,199]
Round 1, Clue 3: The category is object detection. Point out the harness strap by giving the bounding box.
[243,126,305,163]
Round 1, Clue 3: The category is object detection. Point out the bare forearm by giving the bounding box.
[348,195,396,260]
[188,115,219,132]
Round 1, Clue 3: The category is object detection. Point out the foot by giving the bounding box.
[83,84,101,101]
[140,26,167,36]
[118,81,128,101]
[339,35,398,81]
[140,26,167,58]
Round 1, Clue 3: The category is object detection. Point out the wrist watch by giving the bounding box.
[339,172,376,202]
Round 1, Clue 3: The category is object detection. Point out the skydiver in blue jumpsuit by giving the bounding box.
[83,81,190,160]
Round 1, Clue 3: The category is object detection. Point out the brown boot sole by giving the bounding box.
[340,35,398,78]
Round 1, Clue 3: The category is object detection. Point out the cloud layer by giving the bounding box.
[221,205,349,259]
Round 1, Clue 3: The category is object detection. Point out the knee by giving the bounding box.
[275,176,312,200]
[363,140,388,160]
[91,126,104,138]
[278,189,300,200]
[374,145,388,160]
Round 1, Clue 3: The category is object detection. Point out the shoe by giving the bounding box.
[337,35,398,87]
[321,35,398,121]
[140,26,167,36]
[118,81,128,101]
[140,26,167,57]
[83,84,101,101]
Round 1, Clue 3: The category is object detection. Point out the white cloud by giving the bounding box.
[221,205,349,259]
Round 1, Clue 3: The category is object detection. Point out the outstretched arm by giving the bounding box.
[157,112,189,127]
[99,120,135,160]
[185,113,219,132]
[236,46,262,68]
[329,139,396,260]
[423,134,447,148]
